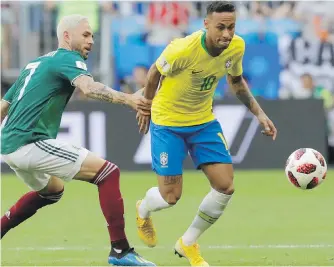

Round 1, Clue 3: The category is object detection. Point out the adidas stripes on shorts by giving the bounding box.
[2,139,88,191]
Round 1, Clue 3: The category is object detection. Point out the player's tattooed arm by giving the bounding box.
[73,75,151,114]
[74,75,127,103]
[0,100,10,123]
[227,74,277,140]
[227,74,264,116]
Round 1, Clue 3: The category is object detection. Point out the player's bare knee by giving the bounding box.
[222,184,234,195]
[75,153,111,181]
[212,178,234,195]
[164,192,181,205]
[160,189,182,205]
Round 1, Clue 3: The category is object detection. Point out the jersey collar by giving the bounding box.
[57,48,86,60]
[201,30,229,58]
[201,31,210,55]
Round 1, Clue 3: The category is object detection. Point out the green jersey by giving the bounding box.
[1,48,91,154]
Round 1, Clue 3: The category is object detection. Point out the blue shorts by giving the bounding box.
[150,120,232,176]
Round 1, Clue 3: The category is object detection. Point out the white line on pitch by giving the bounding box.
[4,244,334,251]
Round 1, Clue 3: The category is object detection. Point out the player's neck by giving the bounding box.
[205,38,224,57]
[58,42,72,51]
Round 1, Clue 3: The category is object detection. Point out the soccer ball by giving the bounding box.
[285,148,327,190]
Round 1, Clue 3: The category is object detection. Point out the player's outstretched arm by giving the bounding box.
[227,74,277,140]
[74,75,151,114]
[1,100,10,123]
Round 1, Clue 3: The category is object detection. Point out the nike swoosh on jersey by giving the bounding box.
[192,70,204,74]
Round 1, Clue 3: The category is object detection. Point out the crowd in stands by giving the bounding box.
[1,1,333,162]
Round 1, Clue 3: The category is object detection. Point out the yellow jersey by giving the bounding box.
[153,30,245,127]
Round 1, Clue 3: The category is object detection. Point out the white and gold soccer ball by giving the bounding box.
[285,148,327,190]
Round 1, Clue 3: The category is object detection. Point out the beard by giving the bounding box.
[71,42,87,59]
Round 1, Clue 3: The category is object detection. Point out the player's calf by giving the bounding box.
[90,161,130,251]
[198,187,233,221]
[75,153,155,263]
[181,187,232,247]
[74,152,131,253]
[1,188,64,239]
[181,164,234,246]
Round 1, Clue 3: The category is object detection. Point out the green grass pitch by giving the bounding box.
[1,170,334,266]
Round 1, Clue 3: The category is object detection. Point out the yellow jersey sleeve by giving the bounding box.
[228,38,245,77]
[155,39,191,76]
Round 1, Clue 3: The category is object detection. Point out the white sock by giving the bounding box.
[138,187,172,218]
[182,188,232,246]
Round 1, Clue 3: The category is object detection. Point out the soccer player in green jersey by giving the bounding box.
[0,14,155,266]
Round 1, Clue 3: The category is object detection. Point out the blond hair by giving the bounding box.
[56,14,88,41]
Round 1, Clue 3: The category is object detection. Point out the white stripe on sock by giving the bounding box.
[97,163,113,180]
[95,165,113,184]
[94,164,118,185]
[94,163,113,184]
[96,165,118,184]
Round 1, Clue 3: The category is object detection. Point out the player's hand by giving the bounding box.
[136,112,150,134]
[257,113,277,140]
[128,94,152,115]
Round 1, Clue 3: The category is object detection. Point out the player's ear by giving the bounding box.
[204,18,209,30]
[63,31,70,43]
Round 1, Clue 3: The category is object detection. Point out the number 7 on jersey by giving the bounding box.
[18,62,41,101]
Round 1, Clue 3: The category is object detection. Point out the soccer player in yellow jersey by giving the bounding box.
[136,2,277,266]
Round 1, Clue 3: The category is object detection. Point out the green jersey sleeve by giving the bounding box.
[2,80,18,104]
[57,52,92,85]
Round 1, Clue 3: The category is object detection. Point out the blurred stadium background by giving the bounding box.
[1,1,334,266]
